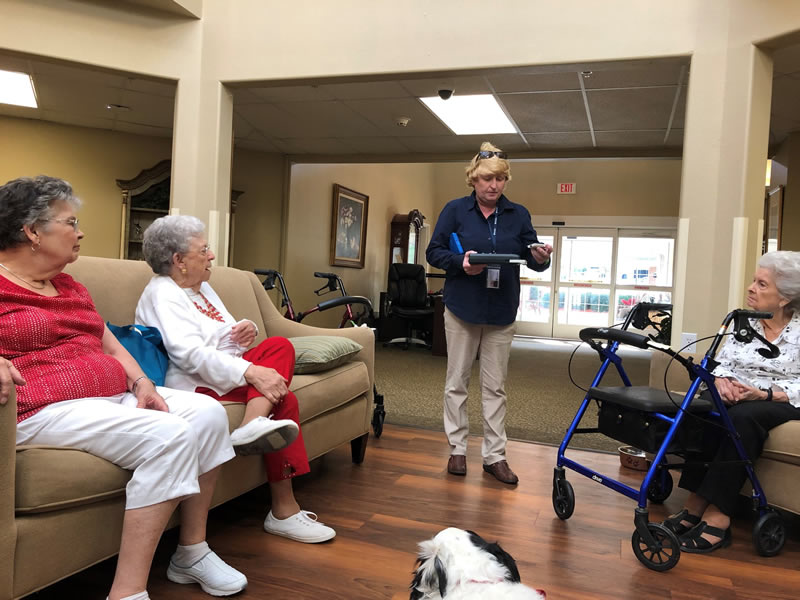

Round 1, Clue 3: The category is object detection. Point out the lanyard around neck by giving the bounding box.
[487,209,498,252]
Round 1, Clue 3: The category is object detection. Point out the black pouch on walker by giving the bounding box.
[593,386,712,454]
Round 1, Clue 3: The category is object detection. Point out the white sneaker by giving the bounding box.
[263,509,336,543]
[166,550,247,596]
[229,416,299,456]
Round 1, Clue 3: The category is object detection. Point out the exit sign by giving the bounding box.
[557,183,576,194]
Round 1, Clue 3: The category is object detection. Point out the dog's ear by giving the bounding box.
[410,543,448,598]
[484,541,521,583]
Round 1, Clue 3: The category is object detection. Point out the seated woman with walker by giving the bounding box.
[662,250,800,554]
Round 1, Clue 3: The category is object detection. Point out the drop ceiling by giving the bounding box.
[0,48,798,159]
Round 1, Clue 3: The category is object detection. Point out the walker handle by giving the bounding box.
[579,327,651,350]
[316,295,373,313]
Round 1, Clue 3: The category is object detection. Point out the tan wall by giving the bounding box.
[0,116,171,258]
[286,163,437,328]
[431,158,682,219]
[230,149,286,272]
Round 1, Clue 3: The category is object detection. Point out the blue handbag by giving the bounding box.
[107,323,169,386]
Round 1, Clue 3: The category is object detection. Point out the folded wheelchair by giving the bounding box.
[553,302,786,571]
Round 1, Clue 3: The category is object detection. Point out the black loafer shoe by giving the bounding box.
[447,454,467,476]
[482,460,519,485]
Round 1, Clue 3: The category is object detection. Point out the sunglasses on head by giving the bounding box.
[476,150,508,160]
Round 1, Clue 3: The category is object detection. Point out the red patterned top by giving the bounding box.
[0,272,127,423]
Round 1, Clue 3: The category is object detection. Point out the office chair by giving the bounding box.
[384,263,434,349]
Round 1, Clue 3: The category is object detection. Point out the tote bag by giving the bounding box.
[107,323,169,386]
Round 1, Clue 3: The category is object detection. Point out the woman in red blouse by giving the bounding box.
[0,176,246,600]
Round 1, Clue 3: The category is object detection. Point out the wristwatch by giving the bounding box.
[762,387,773,402]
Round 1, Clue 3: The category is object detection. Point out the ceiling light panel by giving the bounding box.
[420,94,516,135]
[0,69,37,108]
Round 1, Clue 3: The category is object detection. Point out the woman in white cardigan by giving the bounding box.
[136,215,335,544]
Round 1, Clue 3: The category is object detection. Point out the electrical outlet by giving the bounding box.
[680,332,697,353]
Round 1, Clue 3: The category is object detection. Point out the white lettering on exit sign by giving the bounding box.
[557,183,576,194]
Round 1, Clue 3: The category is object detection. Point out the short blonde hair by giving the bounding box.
[465,141,511,187]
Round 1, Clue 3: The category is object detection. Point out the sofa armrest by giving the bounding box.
[246,272,375,397]
[0,386,17,599]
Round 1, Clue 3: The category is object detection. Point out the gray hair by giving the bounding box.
[142,214,206,275]
[0,176,81,251]
[758,250,800,312]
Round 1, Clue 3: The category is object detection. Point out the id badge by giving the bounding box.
[486,267,500,289]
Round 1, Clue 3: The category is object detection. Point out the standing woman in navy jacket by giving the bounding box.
[426,142,553,485]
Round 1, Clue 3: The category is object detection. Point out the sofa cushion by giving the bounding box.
[15,446,130,515]
[291,361,370,421]
[761,420,800,466]
[290,336,363,374]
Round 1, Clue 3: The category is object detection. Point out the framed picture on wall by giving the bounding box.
[330,184,369,268]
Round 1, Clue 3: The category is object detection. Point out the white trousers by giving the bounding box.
[443,308,515,464]
[16,388,235,510]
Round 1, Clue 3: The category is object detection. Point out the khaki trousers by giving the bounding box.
[443,307,516,464]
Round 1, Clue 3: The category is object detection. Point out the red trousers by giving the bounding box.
[196,336,309,482]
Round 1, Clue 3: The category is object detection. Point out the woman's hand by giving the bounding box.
[244,364,288,406]
[715,376,741,406]
[134,379,168,412]
[530,243,553,264]
[231,320,257,347]
[730,380,770,402]
[463,250,486,276]
[0,358,25,406]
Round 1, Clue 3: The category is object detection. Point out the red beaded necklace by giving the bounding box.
[191,291,225,322]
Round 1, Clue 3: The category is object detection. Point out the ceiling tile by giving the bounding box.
[270,101,383,138]
[234,103,302,138]
[524,132,594,149]
[39,110,115,130]
[397,76,491,98]
[322,80,409,100]
[277,138,359,154]
[772,44,800,76]
[343,136,413,154]
[771,75,800,119]
[670,85,687,129]
[500,91,588,132]
[665,129,684,147]
[588,87,676,130]
[247,85,336,102]
[583,63,687,89]
[35,81,120,118]
[123,77,175,97]
[114,121,172,138]
[489,72,580,93]
[595,130,667,148]
[343,97,451,136]
[117,90,174,128]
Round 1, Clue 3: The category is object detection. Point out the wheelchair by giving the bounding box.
[553,302,786,571]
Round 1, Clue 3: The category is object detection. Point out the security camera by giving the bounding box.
[395,116,411,127]
[437,89,454,100]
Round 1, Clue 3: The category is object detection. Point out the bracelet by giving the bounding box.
[763,387,773,402]
[131,375,150,394]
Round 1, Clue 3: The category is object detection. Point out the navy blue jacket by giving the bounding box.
[426,192,549,326]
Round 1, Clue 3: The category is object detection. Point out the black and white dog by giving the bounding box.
[409,528,546,599]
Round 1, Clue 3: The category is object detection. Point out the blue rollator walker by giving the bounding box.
[553,302,787,571]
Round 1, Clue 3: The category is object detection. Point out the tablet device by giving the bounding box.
[468,253,526,264]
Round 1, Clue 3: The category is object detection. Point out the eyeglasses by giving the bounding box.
[476,150,508,160]
[40,217,80,231]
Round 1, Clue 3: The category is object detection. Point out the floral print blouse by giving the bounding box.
[713,312,800,408]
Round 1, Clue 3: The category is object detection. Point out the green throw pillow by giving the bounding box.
[289,336,363,374]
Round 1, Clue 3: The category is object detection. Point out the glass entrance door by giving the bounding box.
[515,226,675,339]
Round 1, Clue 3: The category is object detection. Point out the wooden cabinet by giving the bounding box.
[117,160,171,260]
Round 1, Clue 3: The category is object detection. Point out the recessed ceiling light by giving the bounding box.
[419,94,516,135]
[0,69,37,108]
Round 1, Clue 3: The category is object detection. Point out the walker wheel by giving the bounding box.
[631,523,680,571]
[371,406,385,438]
[552,478,575,520]
[646,466,673,504]
[753,510,786,557]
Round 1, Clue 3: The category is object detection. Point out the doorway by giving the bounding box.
[516,227,675,339]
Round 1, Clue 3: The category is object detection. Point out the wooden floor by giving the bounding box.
[25,426,800,600]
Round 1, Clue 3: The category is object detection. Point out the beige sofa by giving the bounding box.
[649,352,800,515]
[0,256,375,600]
